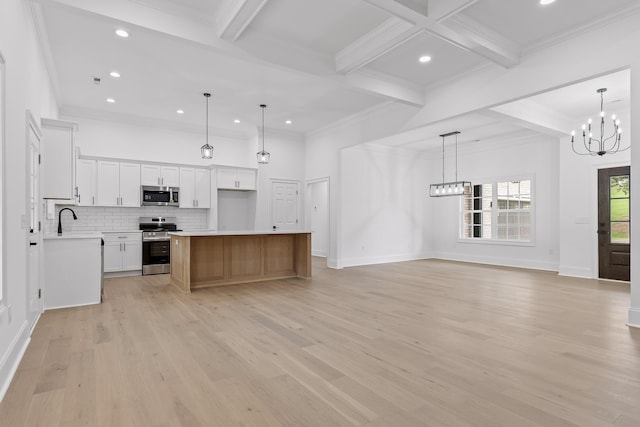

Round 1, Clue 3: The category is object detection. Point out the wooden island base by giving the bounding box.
[170,232,311,292]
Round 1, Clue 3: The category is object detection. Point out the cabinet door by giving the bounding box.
[119,162,141,207]
[96,161,120,206]
[103,241,123,272]
[179,168,196,208]
[217,168,237,189]
[122,239,142,270]
[161,166,180,187]
[76,159,96,206]
[140,164,162,186]
[195,168,211,208]
[236,169,256,190]
[41,121,75,200]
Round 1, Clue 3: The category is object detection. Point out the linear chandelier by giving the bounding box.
[201,93,213,159]
[429,131,471,197]
[570,88,627,156]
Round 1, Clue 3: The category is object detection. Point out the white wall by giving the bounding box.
[305,102,421,267]
[558,118,631,278]
[253,129,305,231]
[430,135,559,271]
[0,0,59,401]
[65,116,251,168]
[340,144,431,267]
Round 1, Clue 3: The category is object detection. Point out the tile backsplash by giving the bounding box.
[45,205,208,234]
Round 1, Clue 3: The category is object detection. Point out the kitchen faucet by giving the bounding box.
[57,207,78,235]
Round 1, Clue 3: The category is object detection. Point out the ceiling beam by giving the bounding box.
[427,14,520,68]
[337,0,478,74]
[338,0,519,74]
[217,0,270,42]
[346,69,425,107]
[34,0,425,105]
[335,17,417,75]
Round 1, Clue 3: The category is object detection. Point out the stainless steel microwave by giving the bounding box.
[141,186,179,207]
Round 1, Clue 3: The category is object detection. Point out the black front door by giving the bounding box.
[598,166,630,281]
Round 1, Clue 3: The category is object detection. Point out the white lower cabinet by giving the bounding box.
[103,233,142,273]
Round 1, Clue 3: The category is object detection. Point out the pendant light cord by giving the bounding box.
[262,105,265,151]
[455,132,458,182]
[442,135,445,184]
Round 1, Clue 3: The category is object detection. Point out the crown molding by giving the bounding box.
[524,2,640,55]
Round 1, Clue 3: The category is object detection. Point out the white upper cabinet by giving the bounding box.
[119,162,141,207]
[140,164,179,187]
[41,119,78,200]
[179,167,211,208]
[76,158,97,206]
[217,167,256,191]
[96,161,141,207]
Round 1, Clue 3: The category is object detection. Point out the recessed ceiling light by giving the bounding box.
[234,119,240,124]
[115,29,129,38]
[285,120,292,125]
[176,109,184,114]
[106,98,116,103]
[419,55,432,63]
[539,0,555,5]
[109,71,120,78]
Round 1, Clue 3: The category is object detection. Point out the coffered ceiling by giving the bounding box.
[30,0,639,139]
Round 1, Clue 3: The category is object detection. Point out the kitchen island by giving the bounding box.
[169,230,311,292]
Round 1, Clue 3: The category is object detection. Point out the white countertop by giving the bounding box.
[101,230,143,233]
[44,232,104,240]
[170,230,311,237]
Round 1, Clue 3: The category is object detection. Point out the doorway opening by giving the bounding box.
[597,165,630,281]
[306,178,329,262]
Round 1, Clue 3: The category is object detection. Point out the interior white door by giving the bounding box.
[309,180,329,257]
[27,116,43,331]
[272,181,299,231]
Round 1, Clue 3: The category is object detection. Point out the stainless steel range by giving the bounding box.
[139,216,179,275]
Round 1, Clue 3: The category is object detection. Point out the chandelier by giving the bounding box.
[571,88,627,156]
[256,104,270,164]
[201,93,213,159]
[429,131,471,197]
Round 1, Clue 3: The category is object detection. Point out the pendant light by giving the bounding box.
[256,104,270,164]
[429,131,471,197]
[200,93,213,159]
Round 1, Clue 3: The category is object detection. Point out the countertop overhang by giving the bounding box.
[169,230,311,237]
[44,232,104,240]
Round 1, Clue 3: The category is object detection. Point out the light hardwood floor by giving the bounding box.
[1,258,639,426]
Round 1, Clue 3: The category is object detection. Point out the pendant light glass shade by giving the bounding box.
[257,104,270,164]
[201,93,213,159]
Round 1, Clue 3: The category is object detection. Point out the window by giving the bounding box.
[462,178,532,242]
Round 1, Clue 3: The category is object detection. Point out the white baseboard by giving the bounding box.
[104,270,141,279]
[341,252,433,268]
[311,250,327,257]
[628,308,640,328]
[434,251,558,272]
[0,321,31,403]
[558,265,593,279]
